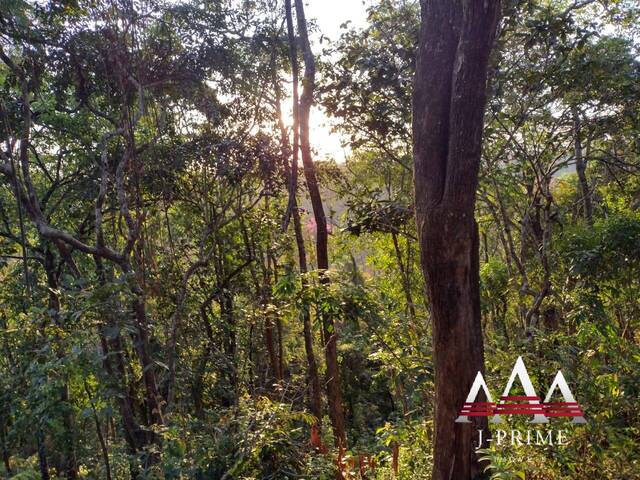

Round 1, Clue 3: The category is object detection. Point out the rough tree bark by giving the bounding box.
[412,1,501,479]
[293,0,347,448]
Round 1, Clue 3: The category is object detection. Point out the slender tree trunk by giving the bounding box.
[573,108,593,224]
[293,0,347,448]
[95,258,145,459]
[84,381,113,480]
[264,314,281,384]
[165,255,209,411]
[265,246,283,384]
[413,1,501,479]
[123,127,165,430]
[276,316,285,382]
[0,420,11,476]
[60,384,78,480]
[43,246,78,480]
[280,4,324,428]
[36,429,50,480]
[130,291,164,428]
[269,253,286,381]
[193,299,218,417]
[220,291,237,406]
[391,232,416,319]
[295,210,324,426]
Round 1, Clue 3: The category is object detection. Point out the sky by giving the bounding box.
[295,0,370,162]
[306,0,369,41]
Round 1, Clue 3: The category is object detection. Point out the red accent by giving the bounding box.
[495,408,545,411]
[495,403,543,407]
[545,409,584,412]
[544,407,582,410]
[544,405,583,409]
[458,401,495,417]
[545,412,584,417]
[500,396,540,400]
[458,401,585,418]
[494,409,546,414]
[495,407,545,410]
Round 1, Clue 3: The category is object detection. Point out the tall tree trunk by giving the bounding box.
[220,290,237,407]
[122,117,165,431]
[84,380,113,480]
[269,253,287,382]
[282,0,323,428]
[43,246,78,480]
[36,429,50,480]
[264,237,283,384]
[391,232,417,319]
[130,290,164,428]
[294,209,324,427]
[573,108,593,224]
[412,1,501,479]
[293,0,347,448]
[264,314,281,384]
[95,258,147,465]
[240,207,281,389]
[276,316,285,382]
[0,420,12,476]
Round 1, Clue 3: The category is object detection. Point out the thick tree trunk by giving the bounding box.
[413,1,501,479]
[293,0,347,448]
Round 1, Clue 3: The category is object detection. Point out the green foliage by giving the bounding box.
[156,397,339,479]
[0,0,638,479]
[561,212,640,281]
[477,448,525,480]
[480,260,510,311]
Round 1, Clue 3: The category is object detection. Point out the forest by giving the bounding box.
[0,0,639,478]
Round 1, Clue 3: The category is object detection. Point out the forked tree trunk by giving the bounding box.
[293,0,347,448]
[283,0,323,429]
[412,1,501,479]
